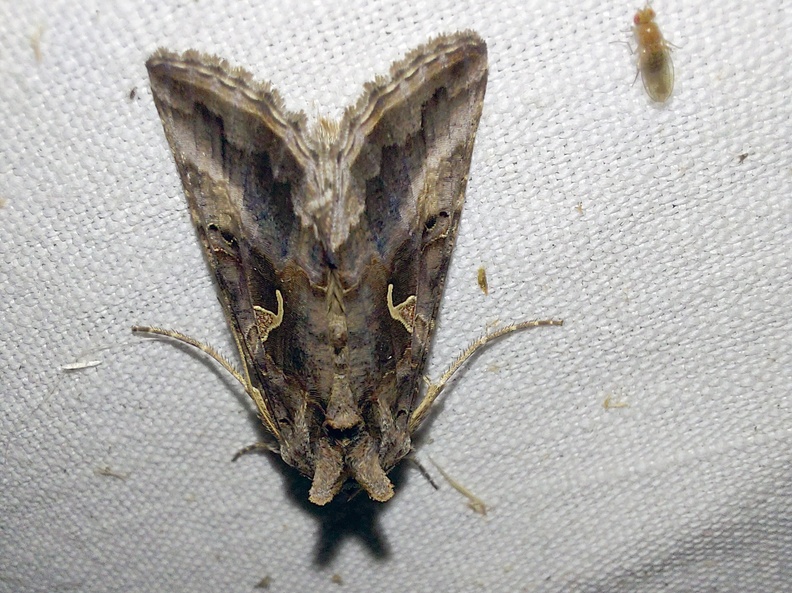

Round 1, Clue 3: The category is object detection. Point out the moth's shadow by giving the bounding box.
[241,414,409,566]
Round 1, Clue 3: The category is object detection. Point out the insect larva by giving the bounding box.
[633,5,674,102]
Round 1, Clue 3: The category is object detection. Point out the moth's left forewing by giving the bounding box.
[339,32,488,471]
[146,50,317,459]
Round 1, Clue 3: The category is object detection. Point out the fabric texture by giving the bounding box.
[2,1,790,592]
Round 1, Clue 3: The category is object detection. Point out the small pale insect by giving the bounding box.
[477,266,489,295]
[633,5,674,102]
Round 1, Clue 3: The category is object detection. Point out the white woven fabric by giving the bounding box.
[2,1,790,591]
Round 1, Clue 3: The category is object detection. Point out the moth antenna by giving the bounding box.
[133,325,246,385]
[408,319,563,432]
[132,325,283,439]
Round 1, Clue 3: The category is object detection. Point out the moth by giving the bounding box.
[136,32,561,505]
[632,5,674,102]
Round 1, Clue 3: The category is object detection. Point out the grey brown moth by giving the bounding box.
[135,32,561,505]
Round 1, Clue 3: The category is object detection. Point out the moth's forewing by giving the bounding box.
[338,33,488,475]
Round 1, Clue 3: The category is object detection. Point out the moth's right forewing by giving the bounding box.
[341,33,489,425]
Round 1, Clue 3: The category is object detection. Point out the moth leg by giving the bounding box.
[232,441,279,461]
[408,319,563,432]
[407,456,439,490]
[428,456,487,515]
